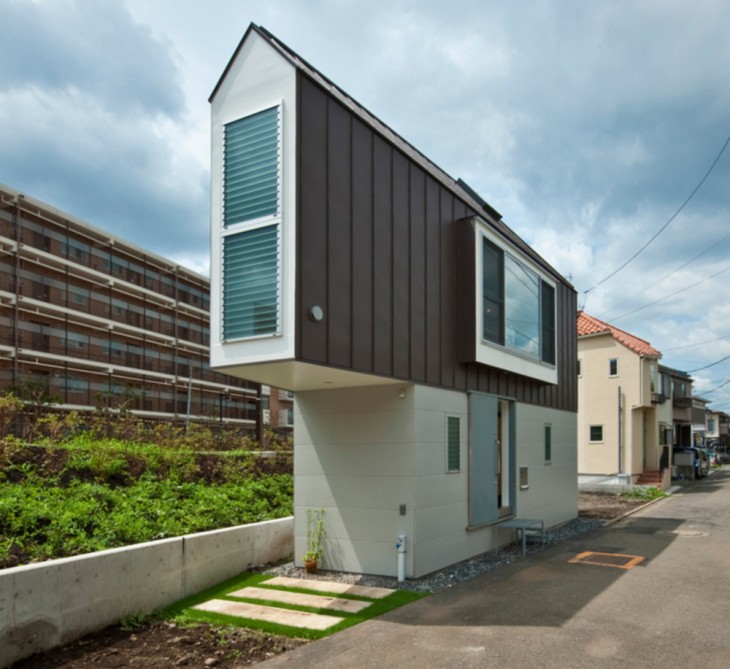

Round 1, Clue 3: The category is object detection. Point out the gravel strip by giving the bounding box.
[262,517,605,594]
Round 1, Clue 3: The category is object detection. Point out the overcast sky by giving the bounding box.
[2,0,729,406]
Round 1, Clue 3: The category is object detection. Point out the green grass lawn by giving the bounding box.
[165,572,425,640]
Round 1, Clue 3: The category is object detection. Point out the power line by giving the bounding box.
[696,379,730,395]
[687,354,730,374]
[582,133,730,298]
[598,232,730,320]
[608,263,730,322]
[663,332,730,352]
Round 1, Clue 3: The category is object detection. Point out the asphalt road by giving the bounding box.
[259,469,730,668]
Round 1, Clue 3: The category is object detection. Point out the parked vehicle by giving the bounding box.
[673,447,708,479]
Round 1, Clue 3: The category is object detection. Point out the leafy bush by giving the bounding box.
[0,435,293,569]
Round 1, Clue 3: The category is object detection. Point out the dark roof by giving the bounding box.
[658,364,693,380]
[211,23,571,286]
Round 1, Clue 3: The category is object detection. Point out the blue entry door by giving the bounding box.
[468,392,500,526]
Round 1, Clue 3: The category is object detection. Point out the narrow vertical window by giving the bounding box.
[541,282,555,364]
[544,424,552,463]
[482,239,504,345]
[221,105,281,341]
[447,416,461,472]
[609,358,618,377]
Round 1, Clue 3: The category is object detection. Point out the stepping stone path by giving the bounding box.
[228,586,372,614]
[192,577,396,632]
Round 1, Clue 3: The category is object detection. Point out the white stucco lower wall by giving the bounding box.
[294,384,577,578]
[512,404,579,526]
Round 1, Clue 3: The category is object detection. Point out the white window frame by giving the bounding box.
[219,103,283,343]
[475,222,558,385]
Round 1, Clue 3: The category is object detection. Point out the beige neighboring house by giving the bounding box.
[578,312,670,488]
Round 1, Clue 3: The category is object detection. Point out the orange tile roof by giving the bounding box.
[577,311,661,358]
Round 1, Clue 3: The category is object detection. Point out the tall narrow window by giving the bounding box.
[541,282,556,364]
[482,239,504,345]
[447,416,461,472]
[544,424,552,462]
[609,358,618,377]
[221,105,281,340]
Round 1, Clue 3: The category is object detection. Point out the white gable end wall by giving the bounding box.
[210,32,297,368]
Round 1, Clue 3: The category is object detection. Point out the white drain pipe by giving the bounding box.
[396,534,406,582]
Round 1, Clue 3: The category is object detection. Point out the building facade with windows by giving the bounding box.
[577,311,669,486]
[0,183,292,432]
[208,25,578,577]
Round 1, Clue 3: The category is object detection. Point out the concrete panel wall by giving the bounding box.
[0,517,293,669]
[295,383,577,579]
[513,405,578,527]
[294,384,417,577]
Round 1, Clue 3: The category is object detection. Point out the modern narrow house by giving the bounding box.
[209,24,578,577]
[577,311,671,487]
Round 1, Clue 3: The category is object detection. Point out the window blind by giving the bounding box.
[223,225,279,339]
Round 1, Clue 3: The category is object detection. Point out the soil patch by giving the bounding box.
[12,621,308,668]
[578,491,650,519]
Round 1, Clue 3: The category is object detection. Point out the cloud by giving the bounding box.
[0,0,184,116]
[2,0,730,401]
[0,0,209,267]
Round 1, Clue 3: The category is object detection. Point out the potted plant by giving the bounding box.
[302,507,325,574]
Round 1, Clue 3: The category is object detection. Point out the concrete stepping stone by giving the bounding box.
[230,586,371,613]
[266,576,395,599]
[193,599,344,631]
[229,586,370,613]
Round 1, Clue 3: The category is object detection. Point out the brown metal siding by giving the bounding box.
[296,74,577,412]
[350,121,374,371]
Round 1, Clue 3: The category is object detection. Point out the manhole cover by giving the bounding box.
[569,551,645,570]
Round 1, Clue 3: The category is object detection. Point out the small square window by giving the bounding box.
[609,358,618,377]
[590,425,604,442]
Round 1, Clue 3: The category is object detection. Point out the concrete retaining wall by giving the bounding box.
[0,516,293,668]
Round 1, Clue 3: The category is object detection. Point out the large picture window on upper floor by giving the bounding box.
[482,238,555,365]
[221,105,281,341]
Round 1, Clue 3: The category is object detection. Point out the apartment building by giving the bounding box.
[0,183,293,433]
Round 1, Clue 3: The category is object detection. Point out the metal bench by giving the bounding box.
[498,518,545,556]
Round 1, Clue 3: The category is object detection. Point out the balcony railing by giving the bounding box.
[651,392,667,404]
